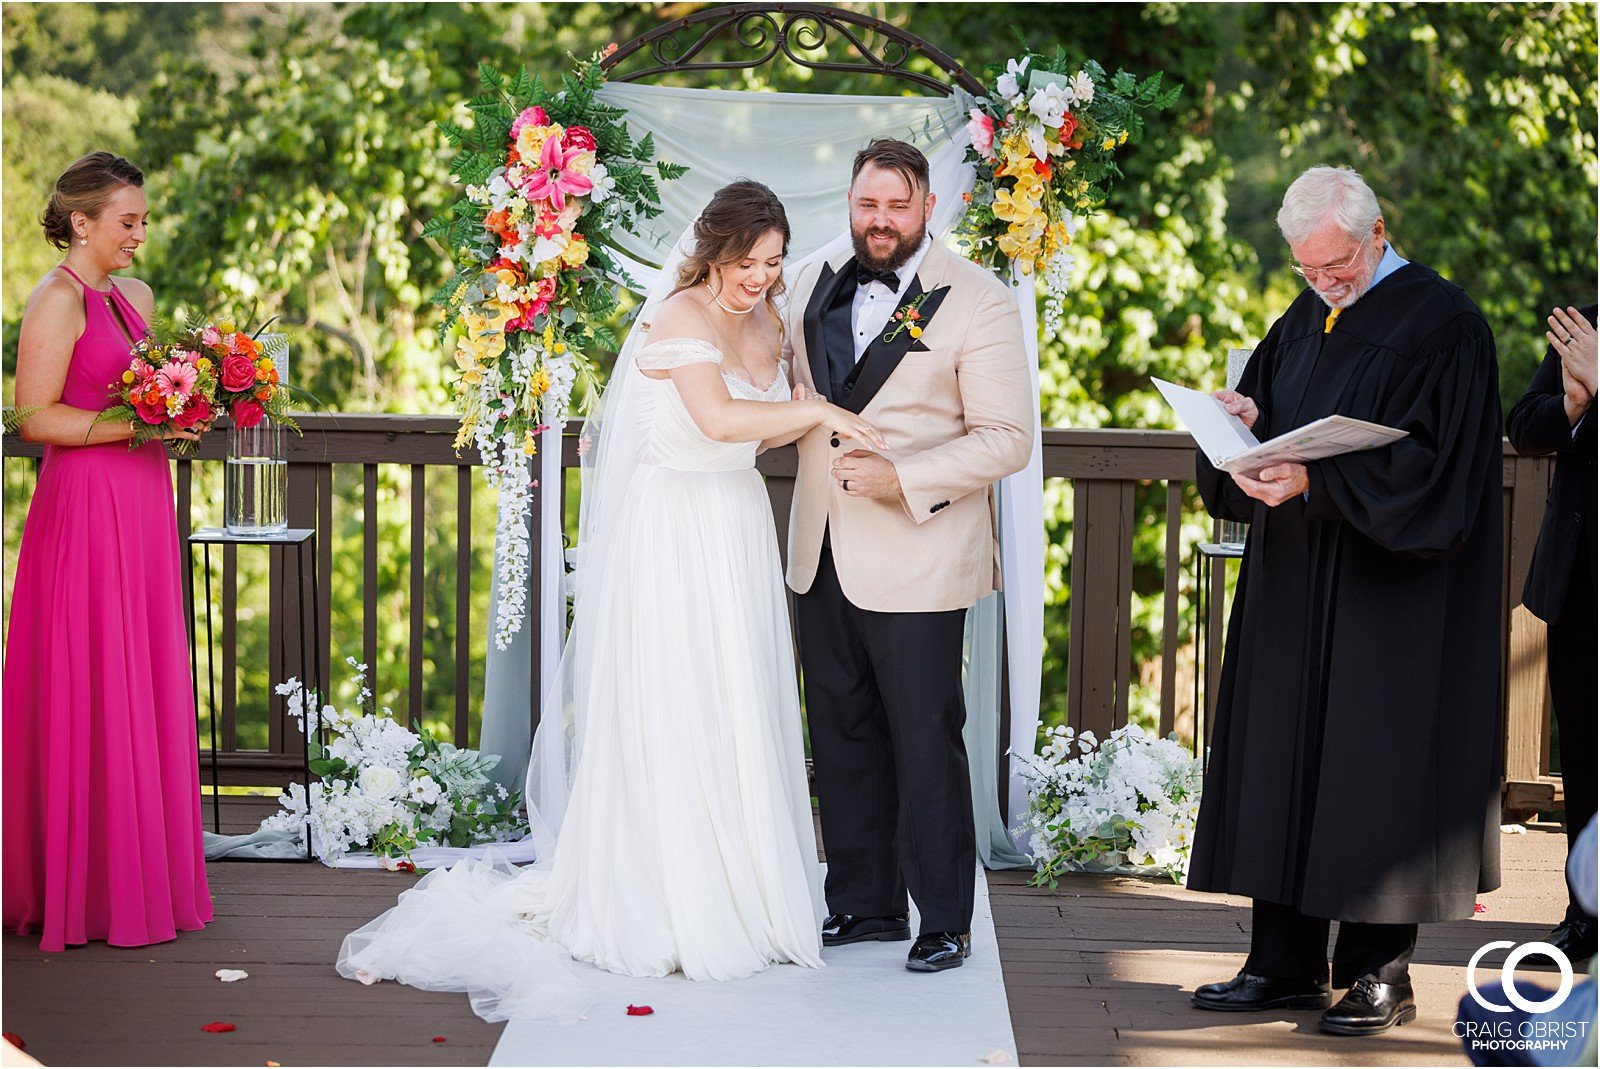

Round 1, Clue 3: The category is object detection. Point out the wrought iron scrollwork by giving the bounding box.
[601,3,984,97]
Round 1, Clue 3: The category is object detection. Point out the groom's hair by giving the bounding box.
[851,139,929,198]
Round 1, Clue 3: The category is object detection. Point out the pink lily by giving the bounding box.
[522,133,593,213]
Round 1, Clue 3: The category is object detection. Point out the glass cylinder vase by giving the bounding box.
[1218,347,1255,550]
[225,417,287,534]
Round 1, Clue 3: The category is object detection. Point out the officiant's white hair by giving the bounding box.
[1276,166,1382,245]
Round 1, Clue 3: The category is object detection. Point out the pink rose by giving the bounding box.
[509,106,550,141]
[220,354,256,392]
[561,125,597,153]
[174,395,213,429]
[134,395,167,424]
[231,398,265,428]
[967,109,996,161]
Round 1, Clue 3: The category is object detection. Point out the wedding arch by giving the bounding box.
[471,2,1047,869]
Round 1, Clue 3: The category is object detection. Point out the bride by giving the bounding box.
[337,181,886,1019]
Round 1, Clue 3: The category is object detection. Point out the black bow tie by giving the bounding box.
[855,263,901,293]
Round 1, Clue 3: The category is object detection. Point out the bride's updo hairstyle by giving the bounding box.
[41,151,145,250]
[674,179,791,307]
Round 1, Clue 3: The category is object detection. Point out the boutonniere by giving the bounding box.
[882,291,934,344]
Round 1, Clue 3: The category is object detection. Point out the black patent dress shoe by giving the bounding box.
[906,931,972,972]
[1191,970,1332,1012]
[1319,978,1416,1036]
[822,913,911,946]
[1547,915,1598,966]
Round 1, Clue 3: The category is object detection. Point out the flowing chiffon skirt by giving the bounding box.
[338,462,823,1020]
[3,440,214,951]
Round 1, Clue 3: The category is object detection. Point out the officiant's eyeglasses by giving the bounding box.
[1290,247,1364,282]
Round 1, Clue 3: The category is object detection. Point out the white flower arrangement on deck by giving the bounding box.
[1016,723,1203,885]
[259,658,528,863]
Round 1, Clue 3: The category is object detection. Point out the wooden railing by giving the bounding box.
[1,417,1559,813]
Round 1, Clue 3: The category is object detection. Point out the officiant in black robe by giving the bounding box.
[1186,166,1503,1038]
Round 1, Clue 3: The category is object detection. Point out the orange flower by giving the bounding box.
[961,191,973,203]
[255,386,273,401]
[233,333,259,358]
[268,369,280,384]
[1033,159,1052,180]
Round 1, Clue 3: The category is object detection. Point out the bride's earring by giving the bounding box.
[77,236,88,246]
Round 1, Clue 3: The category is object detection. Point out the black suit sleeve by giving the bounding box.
[1506,305,1596,458]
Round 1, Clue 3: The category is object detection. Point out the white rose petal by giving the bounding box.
[215,969,249,982]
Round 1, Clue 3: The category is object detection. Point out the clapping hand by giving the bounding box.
[1548,305,1596,414]
[1232,462,1309,507]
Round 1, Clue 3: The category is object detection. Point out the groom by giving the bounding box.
[783,139,1033,972]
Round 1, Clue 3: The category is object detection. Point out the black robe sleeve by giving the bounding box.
[1302,312,1502,558]
[1195,316,1286,524]
[1506,305,1596,458]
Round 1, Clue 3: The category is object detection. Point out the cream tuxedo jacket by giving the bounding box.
[782,240,1033,612]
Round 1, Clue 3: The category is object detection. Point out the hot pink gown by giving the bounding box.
[3,267,212,951]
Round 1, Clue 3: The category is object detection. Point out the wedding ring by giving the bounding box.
[843,480,850,492]
[1562,335,1574,345]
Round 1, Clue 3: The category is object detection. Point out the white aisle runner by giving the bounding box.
[490,868,1016,1067]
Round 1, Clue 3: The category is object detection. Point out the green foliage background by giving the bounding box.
[3,2,1595,755]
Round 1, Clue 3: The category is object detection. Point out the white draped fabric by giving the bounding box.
[480,81,1045,857]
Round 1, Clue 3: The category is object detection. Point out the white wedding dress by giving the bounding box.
[336,333,824,1021]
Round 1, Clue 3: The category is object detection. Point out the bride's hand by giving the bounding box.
[805,397,888,450]
[792,383,819,402]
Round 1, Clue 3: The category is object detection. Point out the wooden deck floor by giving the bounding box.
[1,813,1572,1067]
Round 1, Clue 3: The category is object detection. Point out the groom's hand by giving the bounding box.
[833,450,901,500]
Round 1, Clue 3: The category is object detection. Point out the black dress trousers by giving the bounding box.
[1247,899,1418,988]
[796,542,976,935]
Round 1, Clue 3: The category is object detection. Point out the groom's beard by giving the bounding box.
[851,220,926,275]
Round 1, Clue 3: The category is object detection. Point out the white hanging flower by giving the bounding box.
[1028,82,1073,130]
[996,56,1030,106]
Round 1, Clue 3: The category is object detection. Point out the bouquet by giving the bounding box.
[260,658,528,863]
[99,316,301,454]
[957,48,1180,333]
[429,48,686,650]
[1016,723,1203,885]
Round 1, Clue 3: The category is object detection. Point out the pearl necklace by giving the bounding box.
[706,281,756,316]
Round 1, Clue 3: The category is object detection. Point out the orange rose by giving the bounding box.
[233,334,259,358]
[255,386,273,402]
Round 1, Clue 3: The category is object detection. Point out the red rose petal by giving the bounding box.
[2,1032,25,1051]
[200,1021,236,1034]
[626,1004,654,1016]
[1474,902,1487,914]
[433,1036,447,1044]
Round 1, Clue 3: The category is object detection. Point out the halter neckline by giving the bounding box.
[59,265,115,296]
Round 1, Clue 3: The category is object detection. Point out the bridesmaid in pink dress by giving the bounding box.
[4,152,213,950]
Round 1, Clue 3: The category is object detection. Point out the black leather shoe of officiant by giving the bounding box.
[1546,915,1598,966]
[1191,971,1332,1012]
[906,931,971,972]
[822,913,911,946]
[1318,979,1416,1036]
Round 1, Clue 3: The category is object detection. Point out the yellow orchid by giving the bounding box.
[522,430,539,456]
[530,368,551,395]
[483,299,519,333]
[993,184,1043,224]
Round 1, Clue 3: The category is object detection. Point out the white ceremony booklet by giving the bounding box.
[1152,377,1408,475]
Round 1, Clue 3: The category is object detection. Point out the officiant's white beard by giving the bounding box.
[1317,243,1384,311]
